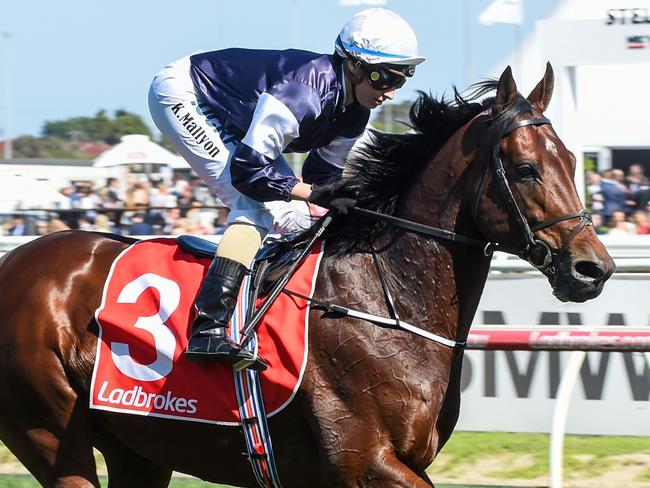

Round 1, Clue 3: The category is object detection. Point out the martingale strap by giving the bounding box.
[282,288,464,349]
[230,274,283,488]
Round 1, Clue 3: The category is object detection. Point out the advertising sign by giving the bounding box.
[457,273,650,435]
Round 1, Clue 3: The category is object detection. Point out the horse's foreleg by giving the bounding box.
[434,351,464,452]
[95,430,172,488]
[357,452,434,487]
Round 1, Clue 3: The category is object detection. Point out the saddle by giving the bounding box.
[91,233,324,425]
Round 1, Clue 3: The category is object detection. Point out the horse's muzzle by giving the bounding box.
[549,253,615,303]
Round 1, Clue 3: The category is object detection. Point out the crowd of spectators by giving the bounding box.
[587,163,650,235]
[3,163,650,238]
[1,174,228,237]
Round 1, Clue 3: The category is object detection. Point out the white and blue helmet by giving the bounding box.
[335,8,425,67]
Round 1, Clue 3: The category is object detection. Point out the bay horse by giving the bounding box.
[0,64,614,487]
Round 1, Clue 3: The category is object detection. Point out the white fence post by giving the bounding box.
[549,350,587,488]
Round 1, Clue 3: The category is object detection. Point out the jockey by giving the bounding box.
[148,8,424,370]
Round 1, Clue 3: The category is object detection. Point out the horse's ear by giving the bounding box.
[527,62,554,112]
[495,66,518,114]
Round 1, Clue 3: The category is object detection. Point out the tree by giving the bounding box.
[42,110,152,144]
[12,135,77,159]
[109,110,152,144]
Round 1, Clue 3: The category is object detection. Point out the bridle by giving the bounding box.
[352,113,592,273]
[475,115,591,272]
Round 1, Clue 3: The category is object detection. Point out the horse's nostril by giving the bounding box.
[574,260,605,280]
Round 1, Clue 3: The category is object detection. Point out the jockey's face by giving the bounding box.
[345,60,405,110]
[354,76,397,110]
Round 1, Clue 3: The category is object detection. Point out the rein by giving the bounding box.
[351,206,512,257]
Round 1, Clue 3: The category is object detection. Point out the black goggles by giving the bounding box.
[360,64,412,90]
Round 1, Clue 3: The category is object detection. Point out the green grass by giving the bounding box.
[2,433,650,486]
[427,432,650,483]
[0,477,489,488]
[0,476,232,487]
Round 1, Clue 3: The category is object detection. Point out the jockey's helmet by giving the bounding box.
[335,8,425,70]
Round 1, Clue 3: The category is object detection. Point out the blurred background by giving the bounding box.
[1,0,649,238]
[1,1,649,487]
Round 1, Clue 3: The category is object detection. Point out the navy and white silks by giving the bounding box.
[148,49,370,234]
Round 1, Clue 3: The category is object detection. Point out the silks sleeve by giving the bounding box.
[230,81,321,202]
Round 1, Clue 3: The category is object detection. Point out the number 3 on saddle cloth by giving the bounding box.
[90,236,324,425]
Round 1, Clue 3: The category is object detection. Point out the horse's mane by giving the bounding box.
[318,79,533,254]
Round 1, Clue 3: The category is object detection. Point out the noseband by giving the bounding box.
[352,114,592,272]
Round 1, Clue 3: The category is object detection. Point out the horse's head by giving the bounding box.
[471,63,615,302]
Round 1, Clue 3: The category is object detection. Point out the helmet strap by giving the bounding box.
[343,60,363,105]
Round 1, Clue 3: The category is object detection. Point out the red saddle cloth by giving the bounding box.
[90,238,324,425]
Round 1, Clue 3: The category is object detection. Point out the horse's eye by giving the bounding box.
[517,163,539,180]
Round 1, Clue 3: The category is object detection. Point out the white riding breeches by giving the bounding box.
[148,55,312,235]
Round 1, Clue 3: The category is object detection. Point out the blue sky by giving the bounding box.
[1,0,558,138]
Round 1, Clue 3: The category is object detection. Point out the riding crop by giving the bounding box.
[235,212,334,367]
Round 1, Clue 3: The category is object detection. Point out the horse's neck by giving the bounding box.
[381,122,491,342]
[377,235,490,345]
[402,122,475,232]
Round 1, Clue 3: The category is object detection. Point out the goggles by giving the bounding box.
[362,65,406,90]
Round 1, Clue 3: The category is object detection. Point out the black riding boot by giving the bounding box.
[186,256,267,370]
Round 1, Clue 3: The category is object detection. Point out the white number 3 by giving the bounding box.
[110,273,181,381]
